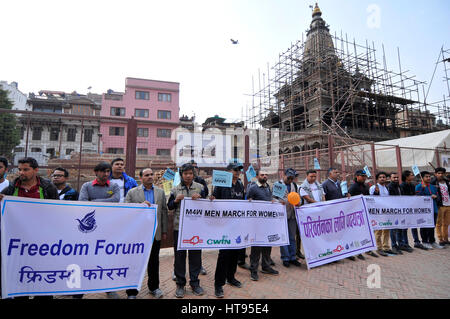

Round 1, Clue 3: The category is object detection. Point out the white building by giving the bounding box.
[0,81,30,111]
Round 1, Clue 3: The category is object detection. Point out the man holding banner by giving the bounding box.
[124,168,168,299]
[210,163,245,298]
[1,157,58,299]
[247,169,279,281]
[276,169,302,268]
[431,167,450,246]
[167,163,206,298]
[370,172,394,257]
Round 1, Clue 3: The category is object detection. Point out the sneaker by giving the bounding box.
[214,286,224,298]
[357,254,366,260]
[261,267,279,275]
[237,263,250,270]
[377,250,388,257]
[431,242,445,249]
[282,261,290,268]
[226,278,242,288]
[175,285,185,298]
[439,241,447,247]
[250,271,259,281]
[366,251,379,258]
[172,271,176,281]
[106,291,120,299]
[289,260,302,267]
[347,256,356,261]
[423,243,433,250]
[191,286,204,296]
[384,249,397,255]
[391,247,403,255]
[127,295,137,299]
[200,267,207,275]
[150,288,164,299]
[414,243,429,250]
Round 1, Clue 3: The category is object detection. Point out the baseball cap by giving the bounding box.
[227,163,244,171]
[285,168,298,177]
[355,170,367,176]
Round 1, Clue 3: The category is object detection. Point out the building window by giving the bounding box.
[157,110,171,120]
[135,91,150,100]
[72,104,93,116]
[110,107,126,117]
[32,127,42,140]
[31,147,42,153]
[157,128,171,138]
[20,127,26,139]
[84,129,93,142]
[106,148,124,154]
[67,128,77,142]
[49,127,59,141]
[137,148,148,155]
[137,128,149,137]
[158,93,172,102]
[156,149,171,156]
[109,127,125,136]
[66,148,74,155]
[135,109,149,118]
[14,147,25,153]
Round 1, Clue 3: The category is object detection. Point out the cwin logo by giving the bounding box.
[207,235,231,245]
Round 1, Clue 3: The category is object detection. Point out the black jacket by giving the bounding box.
[348,181,370,196]
[2,177,59,200]
[400,182,415,196]
[431,177,450,207]
[58,185,79,201]
[387,182,403,196]
[213,179,245,200]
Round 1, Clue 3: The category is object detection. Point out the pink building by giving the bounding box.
[100,77,179,157]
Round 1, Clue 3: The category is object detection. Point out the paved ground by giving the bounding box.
[58,236,450,299]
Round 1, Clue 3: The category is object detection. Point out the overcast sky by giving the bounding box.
[1,0,449,124]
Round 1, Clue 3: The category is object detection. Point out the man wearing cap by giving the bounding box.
[210,163,246,298]
[275,168,302,268]
[348,170,377,259]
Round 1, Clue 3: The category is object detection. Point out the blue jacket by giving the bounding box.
[415,183,439,214]
[109,172,138,197]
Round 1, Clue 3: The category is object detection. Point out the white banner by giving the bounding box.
[296,195,376,269]
[364,196,434,230]
[177,199,289,250]
[1,196,157,298]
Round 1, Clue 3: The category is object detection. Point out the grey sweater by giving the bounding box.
[79,180,120,202]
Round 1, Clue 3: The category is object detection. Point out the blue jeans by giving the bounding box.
[280,218,297,261]
[397,229,409,246]
[411,228,421,244]
[390,229,401,248]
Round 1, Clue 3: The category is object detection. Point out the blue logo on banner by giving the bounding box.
[236,236,242,244]
[76,211,97,233]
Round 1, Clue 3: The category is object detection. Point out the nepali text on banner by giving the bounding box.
[177,198,289,250]
[296,195,376,269]
[1,196,157,298]
[364,196,434,230]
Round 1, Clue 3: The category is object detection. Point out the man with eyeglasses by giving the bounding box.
[51,167,79,201]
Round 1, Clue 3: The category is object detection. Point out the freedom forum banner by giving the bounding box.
[1,196,157,298]
[364,196,434,230]
[296,195,376,269]
[177,199,289,250]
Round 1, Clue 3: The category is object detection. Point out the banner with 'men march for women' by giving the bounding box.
[364,196,434,230]
[1,196,157,298]
[177,198,289,250]
[296,195,376,269]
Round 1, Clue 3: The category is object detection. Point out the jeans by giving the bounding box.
[126,240,161,296]
[397,229,409,246]
[173,231,202,287]
[389,229,402,248]
[280,218,297,261]
[412,228,421,244]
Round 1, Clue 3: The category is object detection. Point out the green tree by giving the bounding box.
[0,88,21,161]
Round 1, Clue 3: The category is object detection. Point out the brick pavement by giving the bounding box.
[58,237,450,299]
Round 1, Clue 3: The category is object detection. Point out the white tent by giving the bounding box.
[344,130,450,170]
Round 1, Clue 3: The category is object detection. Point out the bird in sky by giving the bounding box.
[230,39,239,45]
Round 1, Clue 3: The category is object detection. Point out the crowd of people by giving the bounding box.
[0,156,449,299]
